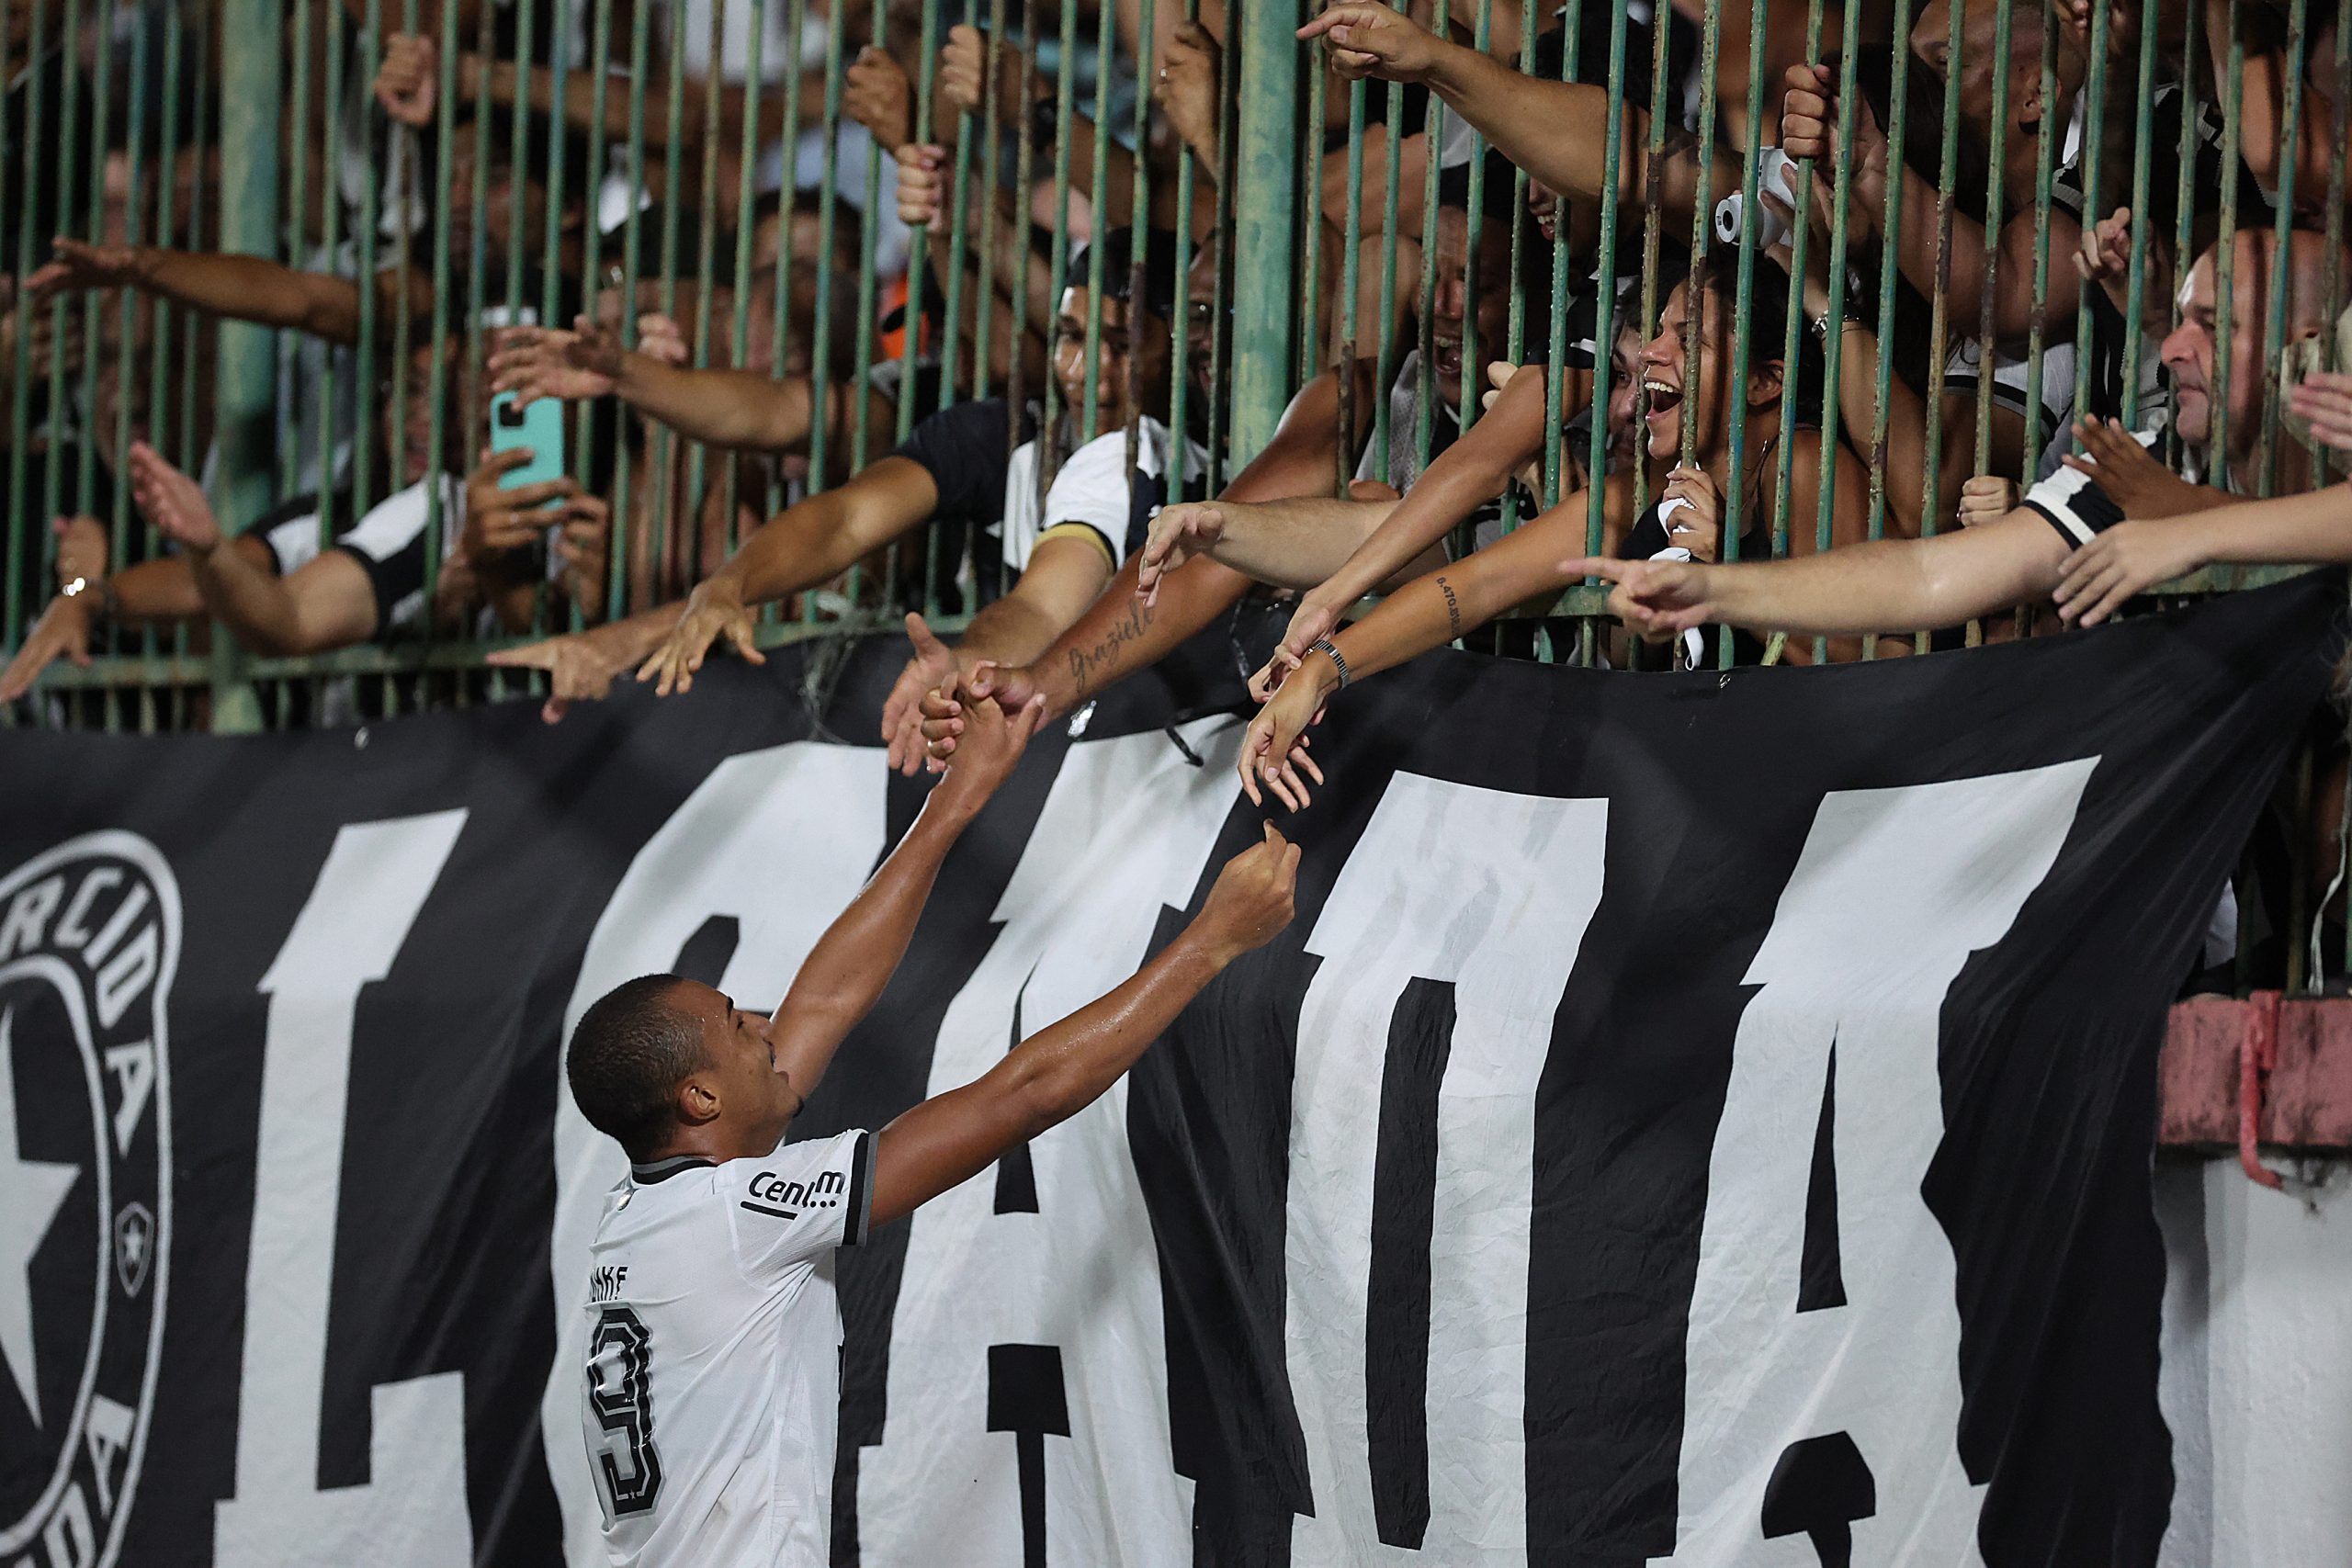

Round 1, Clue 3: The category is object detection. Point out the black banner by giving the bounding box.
[0,576,2336,1568]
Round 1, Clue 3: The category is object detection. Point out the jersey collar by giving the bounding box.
[629,1154,717,1184]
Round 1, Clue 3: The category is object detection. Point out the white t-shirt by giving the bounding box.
[582,1129,875,1568]
[998,415,1207,574]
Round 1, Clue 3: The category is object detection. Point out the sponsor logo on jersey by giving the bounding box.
[0,834,176,1568]
[741,1166,846,1221]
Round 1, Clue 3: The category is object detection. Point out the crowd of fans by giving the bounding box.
[3,0,2351,772]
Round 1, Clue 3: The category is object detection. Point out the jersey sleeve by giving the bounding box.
[1029,428,1132,571]
[892,399,1013,527]
[2019,427,2161,548]
[723,1128,876,1284]
[329,477,447,637]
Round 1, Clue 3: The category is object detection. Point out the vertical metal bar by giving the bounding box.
[420,0,460,637]
[5,0,50,655]
[1913,0,1968,650]
[901,0,945,439]
[606,0,654,620]
[1499,16,1533,536]
[2120,0,2164,424]
[2320,0,2351,487]
[2165,0,2198,470]
[78,0,118,522]
[1542,0,1582,511]
[1204,11,1233,491]
[650,0,687,595]
[1770,0,1829,568]
[2214,0,2243,489]
[938,0,978,413]
[1805,0,1866,664]
[576,0,617,516]
[970,0,1009,416]
[115,0,157,731]
[2021,0,2059,484]
[1971,0,2018,484]
[767,0,807,548]
[42,0,85,538]
[285,0,314,498]
[807,0,849,495]
[213,0,281,730]
[1373,49,1403,484]
[352,0,383,513]
[2256,0,2311,493]
[994,0,1039,603]
[1081,0,1115,444]
[1169,0,1202,499]
[1228,0,1300,467]
[1639,0,1674,508]
[724,0,769,563]
[1041,0,1077,485]
[1679,0,1724,481]
[1581,0,1633,561]
[151,0,188,687]
[850,0,888,478]
[1866,0,1917,554]
[684,0,727,577]
[1125,0,1154,492]
[315,0,345,544]
[1410,93,1441,485]
[2070,0,2117,452]
[1299,46,1326,393]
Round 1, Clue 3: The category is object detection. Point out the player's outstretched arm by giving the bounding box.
[764,688,1046,1101]
[867,824,1298,1228]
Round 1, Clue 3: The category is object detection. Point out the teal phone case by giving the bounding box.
[489,390,567,505]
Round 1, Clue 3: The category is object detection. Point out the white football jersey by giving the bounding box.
[581,1128,875,1568]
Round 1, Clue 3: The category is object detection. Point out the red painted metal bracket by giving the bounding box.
[2160,994,2352,1173]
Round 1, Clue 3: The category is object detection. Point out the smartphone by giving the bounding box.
[489,390,567,506]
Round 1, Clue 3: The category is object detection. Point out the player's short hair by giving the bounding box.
[567,974,710,1158]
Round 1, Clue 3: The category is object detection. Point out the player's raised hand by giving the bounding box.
[637,576,763,698]
[882,612,960,773]
[1297,2,1442,85]
[1192,821,1301,960]
[939,684,1046,798]
[1136,501,1227,604]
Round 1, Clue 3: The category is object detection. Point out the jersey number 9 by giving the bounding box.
[587,1304,665,1519]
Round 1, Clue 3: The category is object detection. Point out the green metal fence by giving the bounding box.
[2,0,2347,979]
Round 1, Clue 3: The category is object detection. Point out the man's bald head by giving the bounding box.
[2163,228,2349,462]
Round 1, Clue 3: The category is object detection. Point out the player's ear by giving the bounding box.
[674,1075,722,1129]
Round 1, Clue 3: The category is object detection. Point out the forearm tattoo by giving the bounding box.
[1435,574,1463,640]
[1065,598,1155,700]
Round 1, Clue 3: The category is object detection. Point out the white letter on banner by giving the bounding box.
[858,719,1238,1568]
[1286,774,1608,1567]
[214,812,473,1568]
[1647,762,2095,1568]
[545,743,886,1566]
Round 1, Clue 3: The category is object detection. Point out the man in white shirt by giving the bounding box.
[566,692,1298,1568]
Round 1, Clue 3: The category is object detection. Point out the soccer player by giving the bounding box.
[562,691,1298,1567]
